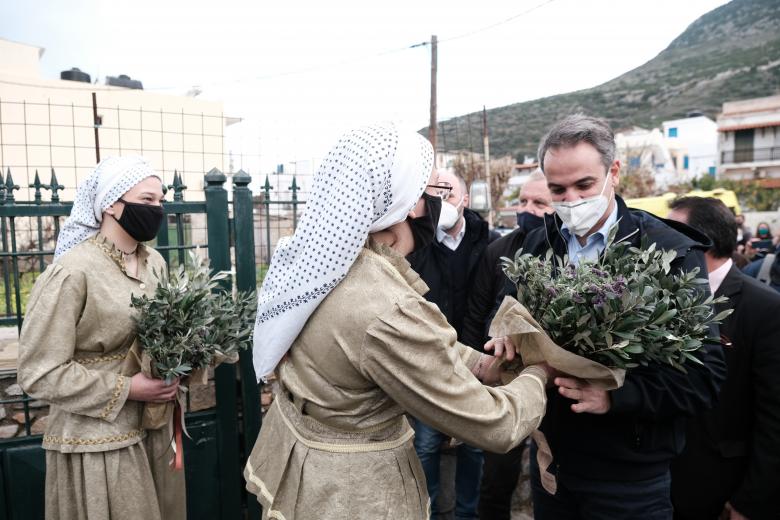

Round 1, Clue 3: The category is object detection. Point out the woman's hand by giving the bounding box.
[475,355,501,385]
[128,373,179,403]
[483,336,517,362]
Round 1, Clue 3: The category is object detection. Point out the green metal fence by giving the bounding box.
[0,167,263,520]
[258,174,306,266]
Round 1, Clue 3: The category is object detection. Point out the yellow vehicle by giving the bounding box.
[625,189,742,219]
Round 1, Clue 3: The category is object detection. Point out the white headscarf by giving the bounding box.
[54,155,159,259]
[252,122,434,380]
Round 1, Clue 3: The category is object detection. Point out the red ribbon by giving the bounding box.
[172,401,184,471]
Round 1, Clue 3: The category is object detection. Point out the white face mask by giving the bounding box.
[437,195,464,230]
[551,172,612,237]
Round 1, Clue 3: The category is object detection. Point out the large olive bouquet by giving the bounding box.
[501,223,730,372]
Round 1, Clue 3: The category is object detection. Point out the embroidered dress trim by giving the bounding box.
[88,236,129,275]
[244,465,288,520]
[43,429,143,446]
[74,348,129,365]
[99,375,126,419]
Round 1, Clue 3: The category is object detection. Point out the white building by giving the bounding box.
[0,37,237,201]
[614,127,676,188]
[662,115,718,181]
[615,116,718,189]
[717,95,780,181]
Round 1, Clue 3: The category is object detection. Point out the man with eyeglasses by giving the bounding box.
[408,169,494,520]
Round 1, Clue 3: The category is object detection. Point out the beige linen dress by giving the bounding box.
[18,234,186,520]
[244,239,548,520]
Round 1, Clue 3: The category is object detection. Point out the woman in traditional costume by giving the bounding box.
[245,123,550,519]
[18,156,186,520]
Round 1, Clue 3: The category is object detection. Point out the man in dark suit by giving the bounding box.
[668,197,780,520]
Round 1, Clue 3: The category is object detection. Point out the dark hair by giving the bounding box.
[756,221,773,239]
[669,196,737,258]
[537,114,615,173]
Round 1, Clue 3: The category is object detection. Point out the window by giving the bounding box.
[668,127,678,138]
[629,157,641,168]
[683,155,689,169]
[734,129,755,162]
[708,166,716,176]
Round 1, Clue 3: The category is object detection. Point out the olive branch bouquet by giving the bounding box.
[499,222,730,376]
[130,251,257,385]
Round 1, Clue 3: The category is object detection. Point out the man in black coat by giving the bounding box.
[502,115,726,520]
[460,170,553,520]
[668,197,780,520]
[407,170,492,519]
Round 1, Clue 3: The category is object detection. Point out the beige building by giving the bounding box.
[717,94,780,181]
[0,37,237,202]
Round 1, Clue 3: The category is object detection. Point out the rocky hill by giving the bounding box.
[427,0,780,160]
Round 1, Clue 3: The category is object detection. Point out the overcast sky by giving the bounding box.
[1,0,730,173]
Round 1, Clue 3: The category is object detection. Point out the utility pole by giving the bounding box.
[92,92,101,163]
[482,106,493,227]
[428,35,437,151]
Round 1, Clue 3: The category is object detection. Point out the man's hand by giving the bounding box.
[555,377,610,414]
[720,502,749,520]
[484,336,517,362]
[129,373,180,403]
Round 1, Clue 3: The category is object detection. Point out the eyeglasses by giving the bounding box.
[425,182,453,199]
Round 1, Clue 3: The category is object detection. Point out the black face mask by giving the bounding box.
[408,193,442,252]
[113,198,165,242]
[516,212,546,234]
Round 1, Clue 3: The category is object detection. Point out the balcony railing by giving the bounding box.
[721,146,780,164]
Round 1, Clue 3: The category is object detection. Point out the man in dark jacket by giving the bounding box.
[461,169,553,520]
[407,170,492,519]
[668,197,780,520]
[512,115,726,520]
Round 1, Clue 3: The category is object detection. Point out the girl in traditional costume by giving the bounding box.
[245,123,550,519]
[18,156,186,520]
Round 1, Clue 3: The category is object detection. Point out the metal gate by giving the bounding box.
[0,168,263,520]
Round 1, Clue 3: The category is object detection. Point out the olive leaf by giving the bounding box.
[503,222,731,371]
[131,250,257,384]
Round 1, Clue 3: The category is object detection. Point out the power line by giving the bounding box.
[439,0,556,44]
[1,1,556,93]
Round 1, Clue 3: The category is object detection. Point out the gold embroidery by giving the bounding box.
[99,376,126,419]
[74,349,129,365]
[88,236,129,275]
[43,429,143,446]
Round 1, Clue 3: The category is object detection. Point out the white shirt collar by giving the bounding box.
[560,203,619,265]
[708,258,733,294]
[437,217,466,251]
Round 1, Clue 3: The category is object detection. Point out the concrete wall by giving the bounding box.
[0,40,230,202]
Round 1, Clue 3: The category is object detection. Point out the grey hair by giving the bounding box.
[526,169,546,183]
[537,114,615,173]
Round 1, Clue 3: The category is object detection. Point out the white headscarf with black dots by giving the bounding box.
[54,155,159,259]
[252,122,434,380]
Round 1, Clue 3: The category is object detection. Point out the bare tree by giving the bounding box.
[616,143,657,199]
[452,152,515,209]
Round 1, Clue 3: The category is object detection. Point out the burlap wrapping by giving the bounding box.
[122,341,239,430]
[489,296,625,389]
[488,295,627,494]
